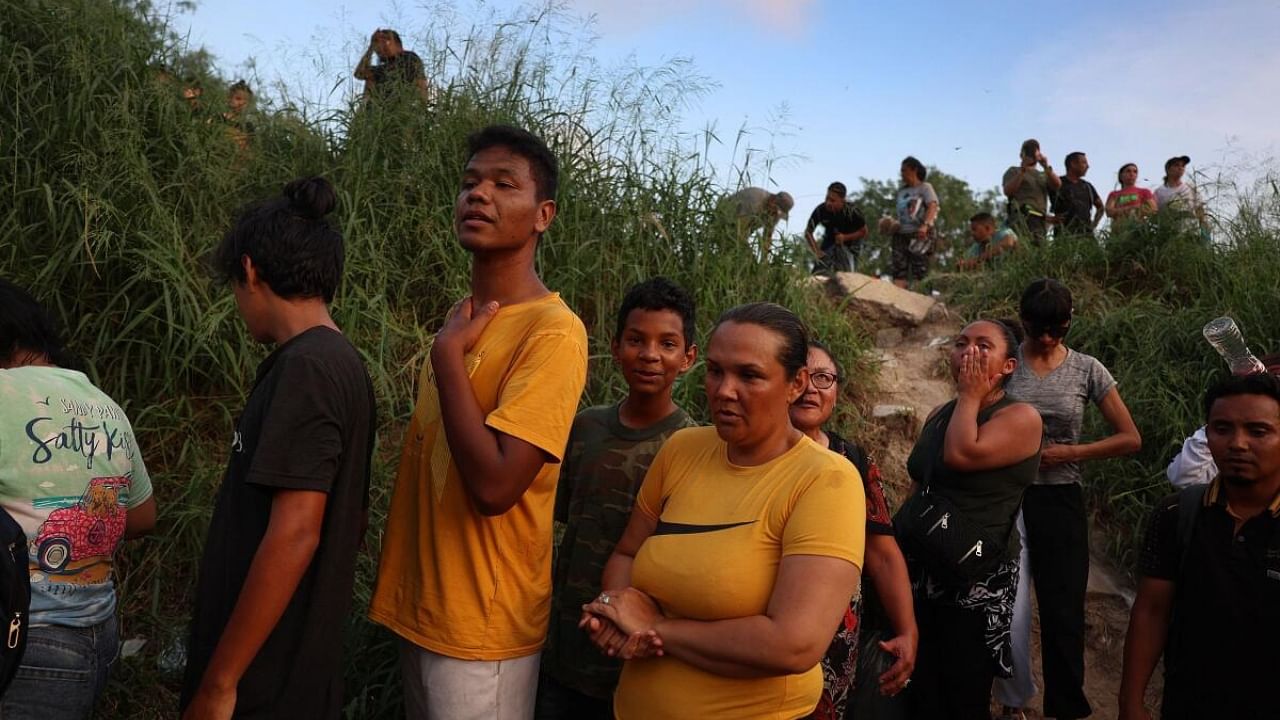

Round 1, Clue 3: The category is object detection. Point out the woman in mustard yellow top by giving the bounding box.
[580,302,867,719]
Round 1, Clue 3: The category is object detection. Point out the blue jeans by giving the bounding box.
[0,615,118,720]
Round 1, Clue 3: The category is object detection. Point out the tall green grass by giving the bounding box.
[945,207,1280,568]
[1,0,874,716]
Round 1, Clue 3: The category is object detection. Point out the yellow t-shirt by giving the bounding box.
[615,427,866,720]
[369,293,588,660]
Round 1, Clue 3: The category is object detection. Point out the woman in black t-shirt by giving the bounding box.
[790,341,916,720]
[899,320,1041,720]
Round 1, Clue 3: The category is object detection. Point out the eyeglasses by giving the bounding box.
[1024,321,1071,339]
[809,371,840,390]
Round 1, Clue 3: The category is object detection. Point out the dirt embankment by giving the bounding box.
[850,283,1162,719]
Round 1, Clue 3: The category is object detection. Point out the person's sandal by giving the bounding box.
[994,708,1027,720]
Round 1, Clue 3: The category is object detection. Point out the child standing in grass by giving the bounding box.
[180,176,377,720]
[369,125,588,718]
[535,277,698,719]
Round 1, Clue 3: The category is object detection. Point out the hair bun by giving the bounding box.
[283,176,337,219]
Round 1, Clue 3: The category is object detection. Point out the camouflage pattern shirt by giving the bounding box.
[542,403,696,699]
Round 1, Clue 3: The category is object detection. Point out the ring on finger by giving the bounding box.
[598,592,611,605]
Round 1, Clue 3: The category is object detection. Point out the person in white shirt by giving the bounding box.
[1166,354,1280,487]
[1154,156,1206,233]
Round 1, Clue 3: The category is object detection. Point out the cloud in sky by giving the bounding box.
[568,0,817,37]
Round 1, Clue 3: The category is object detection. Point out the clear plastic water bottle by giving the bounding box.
[1202,317,1266,375]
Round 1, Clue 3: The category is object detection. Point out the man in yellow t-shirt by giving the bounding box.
[369,126,588,719]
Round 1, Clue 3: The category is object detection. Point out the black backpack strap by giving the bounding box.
[1176,483,1210,573]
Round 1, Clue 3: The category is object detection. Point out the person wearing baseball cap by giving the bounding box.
[1155,155,1207,234]
[726,187,795,259]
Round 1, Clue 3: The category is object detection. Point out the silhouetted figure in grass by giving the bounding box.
[221,80,255,151]
[354,29,429,102]
[182,78,205,115]
[725,187,794,260]
[803,182,866,275]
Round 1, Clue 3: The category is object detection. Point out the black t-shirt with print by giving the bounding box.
[805,203,867,252]
[181,327,376,719]
[1051,178,1100,236]
[370,50,425,90]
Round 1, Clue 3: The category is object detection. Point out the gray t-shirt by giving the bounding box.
[895,182,939,233]
[1005,348,1116,486]
[1002,166,1050,215]
[729,187,772,217]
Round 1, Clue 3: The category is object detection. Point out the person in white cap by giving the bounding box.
[1154,155,1207,235]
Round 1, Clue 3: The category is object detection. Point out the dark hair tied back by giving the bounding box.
[713,302,809,378]
[284,176,337,220]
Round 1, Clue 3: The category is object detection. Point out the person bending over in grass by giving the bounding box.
[369,125,588,719]
[0,279,157,720]
[181,176,377,720]
[536,277,698,720]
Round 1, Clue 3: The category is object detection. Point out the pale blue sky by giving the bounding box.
[183,0,1278,220]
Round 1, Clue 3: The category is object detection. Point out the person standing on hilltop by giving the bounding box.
[1105,163,1157,223]
[1119,373,1280,720]
[369,126,588,719]
[803,182,867,275]
[995,278,1141,720]
[890,157,939,289]
[181,177,377,720]
[1154,155,1208,236]
[354,28,430,102]
[1051,152,1105,239]
[725,186,795,260]
[1003,139,1061,245]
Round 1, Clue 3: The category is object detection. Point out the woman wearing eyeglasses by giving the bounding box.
[993,279,1142,720]
[789,342,917,720]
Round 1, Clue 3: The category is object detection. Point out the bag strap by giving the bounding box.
[1176,483,1209,575]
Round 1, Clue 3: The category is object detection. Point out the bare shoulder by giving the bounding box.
[992,400,1042,429]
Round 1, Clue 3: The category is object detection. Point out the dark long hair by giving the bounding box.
[0,279,78,368]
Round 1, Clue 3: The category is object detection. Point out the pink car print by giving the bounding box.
[33,476,130,573]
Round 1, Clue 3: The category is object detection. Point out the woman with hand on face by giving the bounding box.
[580,302,866,720]
[993,279,1141,720]
[898,319,1042,720]
[789,341,917,720]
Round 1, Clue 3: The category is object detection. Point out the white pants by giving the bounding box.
[400,641,540,720]
[993,510,1038,708]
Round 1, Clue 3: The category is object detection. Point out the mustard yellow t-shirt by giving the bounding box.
[369,293,588,660]
[614,427,866,720]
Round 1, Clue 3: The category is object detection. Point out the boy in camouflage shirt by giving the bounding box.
[536,278,698,718]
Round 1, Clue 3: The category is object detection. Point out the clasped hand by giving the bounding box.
[579,587,664,660]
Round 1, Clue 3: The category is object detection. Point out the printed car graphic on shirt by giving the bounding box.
[32,475,130,573]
